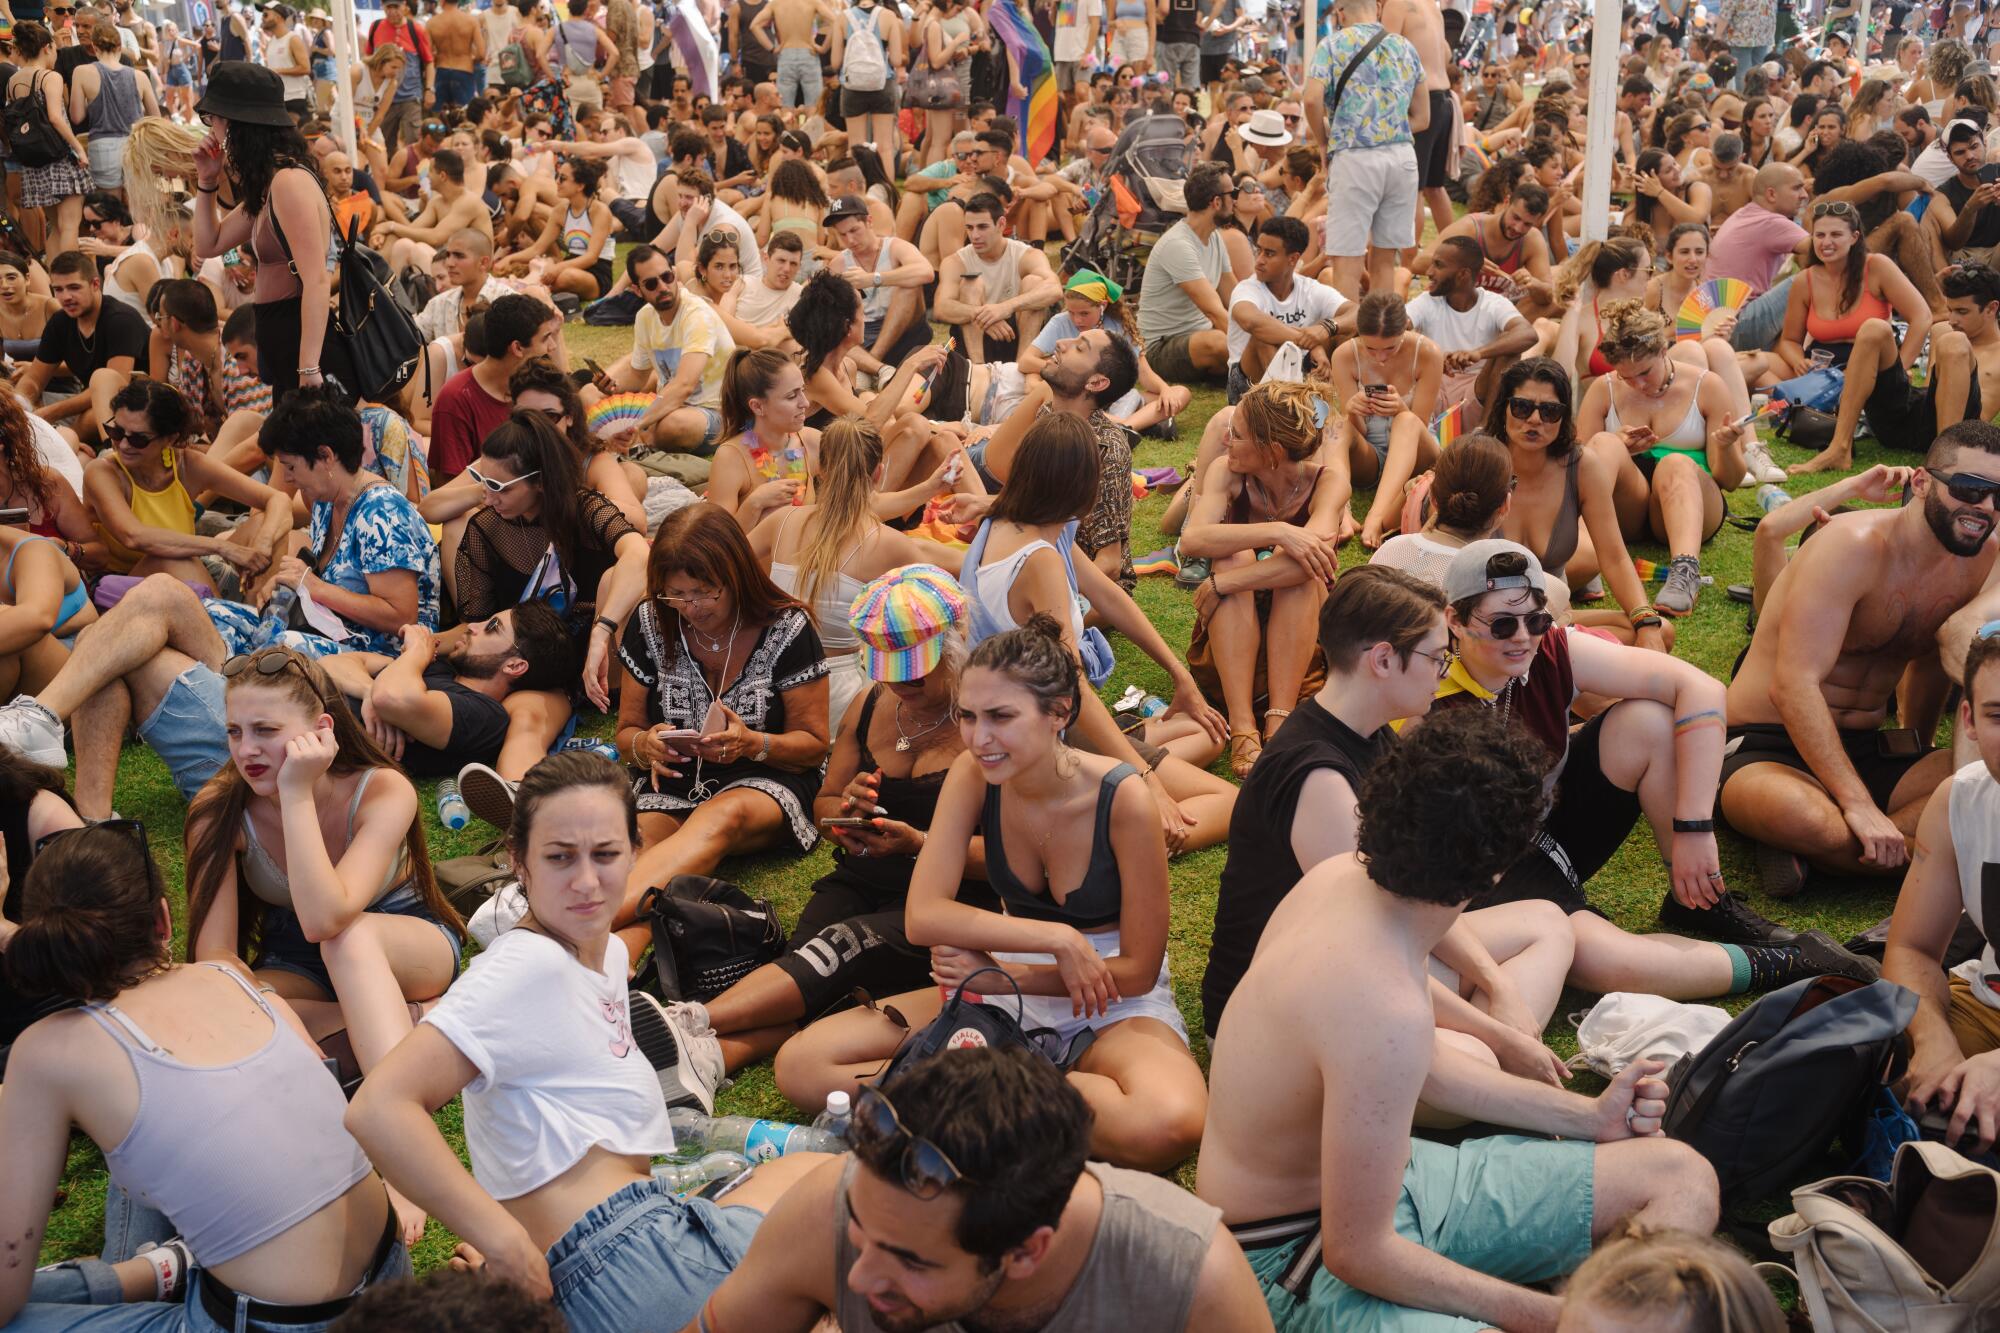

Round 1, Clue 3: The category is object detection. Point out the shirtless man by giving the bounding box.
[1720,421,2000,895]
[1413,184,1558,321]
[1198,706,1720,1333]
[1382,0,1455,240]
[753,0,841,113]
[1942,260,2000,413]
[427,0,484,110]
[1697,132,1757,225]
[372,149,493,278]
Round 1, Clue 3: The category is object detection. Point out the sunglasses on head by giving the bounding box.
[850,1085,975,1200]
[1472,608,1555,640]
[1811,199,1858,220]
[1505,396,1565,423]
[1927,465,2000,506]
[34,816,150,859]
[465,463,540,493]
[102,423,157,448]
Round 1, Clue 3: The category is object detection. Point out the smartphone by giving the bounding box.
[653,728,704,747]
[819,816,875,830]
[1365,383,1388,396]
[919,337,957,395]
[700,700,729,735]
[1878,727,1924,758]
[0,507,28,526]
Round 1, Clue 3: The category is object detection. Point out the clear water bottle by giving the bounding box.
[669,1107,845,1161]
[1756,483,1790,514]
[811,1090,852,1144]
[1135,694,1168,719]
[559,736,621,763]
[436,778,470,830]
[253,583,298,648]
[653,1150,751,1194]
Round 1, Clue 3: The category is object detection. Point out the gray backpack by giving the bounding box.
[1769,1140,2000,1331]
[845,6,889,91]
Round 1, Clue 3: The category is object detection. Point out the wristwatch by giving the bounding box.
[1671,818,1716,834]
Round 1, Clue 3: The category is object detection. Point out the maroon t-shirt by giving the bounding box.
[428,368,512,482]
[1433,625,1578,791]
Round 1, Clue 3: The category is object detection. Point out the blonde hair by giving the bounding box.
[1597,298,1671,363]
[797,415,883,617]
[1556,236,1649,305]
[1236,381,1321,464]
[122,117,206,242]
[1564,1228,1785,1333]
[366,42,407,75]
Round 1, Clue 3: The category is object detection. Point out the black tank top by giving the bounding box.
[983,763,1135,930]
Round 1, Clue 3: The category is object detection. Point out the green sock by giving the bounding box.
[1720,943,1752,995]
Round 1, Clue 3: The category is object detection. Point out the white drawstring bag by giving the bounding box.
[1568,992,1733,1078]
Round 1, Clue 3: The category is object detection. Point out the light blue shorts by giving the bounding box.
[547,1178,763,1333]
[135,664,229,801]
[1240,1135,1595,1333]
[86,134,127,190]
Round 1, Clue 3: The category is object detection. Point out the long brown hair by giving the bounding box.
[0,390,53,517]
[646,502,805,666]
[797,415,882,616]
[184,649,459,961]
[719,346,799,443]
[1806,200,1869,316]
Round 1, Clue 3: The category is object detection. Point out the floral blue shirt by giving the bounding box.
[1308,23,1423,154]
[307,483,440,653]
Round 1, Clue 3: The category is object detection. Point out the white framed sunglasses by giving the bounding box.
[466,463,541,493]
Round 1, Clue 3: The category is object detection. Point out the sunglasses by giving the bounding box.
[1811,200,1859,219]
[1410,646,1455,679]
[102,423,157,448]
[1281,113,1301,124]
[639,271,674,290]
[1506,396,1565,423]
[34,816,150,859]
[465,463,540,493]
[851,1086,974,1200]
[1471,608,1555,640]
[1927,466,2000,506]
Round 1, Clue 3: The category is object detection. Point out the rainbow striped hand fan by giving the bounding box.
[587,393,654,439]
[1675,279,1752,340]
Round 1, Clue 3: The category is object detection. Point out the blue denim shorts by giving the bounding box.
[135,664,229,801]
[253,885,463,998]
[547,1179,763,1333]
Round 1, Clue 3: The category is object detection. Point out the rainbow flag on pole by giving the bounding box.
[986,0,1057,167]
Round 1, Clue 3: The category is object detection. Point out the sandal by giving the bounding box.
[1263,707,1292,740]
[1228,729,1263,779]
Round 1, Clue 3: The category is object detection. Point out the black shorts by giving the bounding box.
[586,256,615,297]
[1868,360,1982,453]
[1719,722,1933,814]
[1414,89,1455,189]
[1199,51,1231,84]
[841,82,899,116]
[1473,712,1641,915]
[771,868,999,1016]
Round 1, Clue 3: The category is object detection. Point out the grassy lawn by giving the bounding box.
[34,317,1908,1276]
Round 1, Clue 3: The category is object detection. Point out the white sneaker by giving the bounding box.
[628,992,725,1114]
[1742,439,1786,486]
[457,762,518,832]
[467,881,528,948]
[0,695,66,769]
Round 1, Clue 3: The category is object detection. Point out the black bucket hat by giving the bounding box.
[195,61,294,127]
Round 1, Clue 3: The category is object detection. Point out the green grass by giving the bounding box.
[36,321,1910,1273]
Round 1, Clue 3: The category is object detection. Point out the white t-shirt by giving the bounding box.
[483,6,520,79]
[1370,529,1466,589]
[698,197,765,278]
[1052,0,1103,63]
[24,405,83,498]
[1406,288,1521,355]
[1225,274,1350,364]
[424,930,673,1201]
[735,277,803,329]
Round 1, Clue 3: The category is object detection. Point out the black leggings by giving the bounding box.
[771,872,932,1018]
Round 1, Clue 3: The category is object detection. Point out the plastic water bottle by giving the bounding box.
[436,778,470,831]
[669,1107,845,1161]
[1756,484,1790,515]
[653,1150,751,1194]
[1136,694,1168,719]
[559,736,621,763]
[811,1091,853,1144]
[252,583,298,648]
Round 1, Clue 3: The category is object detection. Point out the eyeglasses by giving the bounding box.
[465,463,540,493]
[34,816,150,859]
[1927,466,2000,507]
[660,589,723,608]
[102,423,157,448]
[1505,396,1565,423]
[1410,646,1455,679]
[1811,200,1858,219]
[851,1086,975,1200]
[1471,608,1555,640]
[1281,113,1301,124]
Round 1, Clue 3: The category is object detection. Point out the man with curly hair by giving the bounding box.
[1195,704,1721,1333]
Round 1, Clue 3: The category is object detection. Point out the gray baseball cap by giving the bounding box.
[1442,539,1548,605]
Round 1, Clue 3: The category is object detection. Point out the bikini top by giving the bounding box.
[3,536,88,636]
[1587,296,1615,377]
[1606,366,1709,454]
[982,763,1136,931]
[1803,265,1891,346]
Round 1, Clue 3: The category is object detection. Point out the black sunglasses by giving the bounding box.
[1506,396,1565,423]
[1927,466,2000,506]
[102,423,157,448]
[222,645,322,693]
[1472,608,1556,640]
[851,1086,975,1200]
[34,816,149,859]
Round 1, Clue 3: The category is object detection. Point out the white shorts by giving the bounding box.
[1323,143,1420,256]
[994,926,1190,1047]
[1109,23,1151,68]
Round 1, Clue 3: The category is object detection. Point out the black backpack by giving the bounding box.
[631,874,785,1002]
[876,968,1096,1086]
[1,71,69,168]
[1663,975,1918,1204]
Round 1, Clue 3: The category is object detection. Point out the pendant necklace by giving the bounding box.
[894,699,952,752]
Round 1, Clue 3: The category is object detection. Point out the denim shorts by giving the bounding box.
[253,884,463,999]
[693,405,723,449]
[547,1178,763,1333]
[135,664,229,801]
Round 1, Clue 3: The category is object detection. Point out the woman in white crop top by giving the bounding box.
[1,823,406,1328]
[753,413,979,732]
[348,752,827,1333]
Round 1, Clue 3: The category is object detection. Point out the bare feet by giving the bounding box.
[1336,509,1359,546]
[387,1182,428,1247]
[1788,448,1852,476]
[1360,519,1386,550]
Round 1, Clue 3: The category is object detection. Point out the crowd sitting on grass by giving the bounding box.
[6,4,2000,1328]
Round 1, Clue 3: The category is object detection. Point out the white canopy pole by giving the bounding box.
[329,1,357,157]
[1854,0,1869,82]
[1576,0,1619,242]
[1304,0,1317,86]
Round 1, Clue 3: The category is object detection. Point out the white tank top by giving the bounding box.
[965,536,1086,644]
[1947,759,2000,1009]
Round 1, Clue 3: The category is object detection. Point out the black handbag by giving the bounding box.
[1784,405,1838,453]
[875,968,1096,1087]
[268,179,423,403]
[907,61,966,111]
[632,873,785,1002]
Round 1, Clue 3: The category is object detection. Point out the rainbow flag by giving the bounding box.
[1431,400,1470,448]
[987,0,1057,168]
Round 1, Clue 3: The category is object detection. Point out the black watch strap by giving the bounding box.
[1671,818,1716,833]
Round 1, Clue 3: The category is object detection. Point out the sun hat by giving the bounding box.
[195,61,295,127]
[1240,108,1293,147]
[1064,268,1122,302]
[1442,539,1548,606]
[850,565,968,683]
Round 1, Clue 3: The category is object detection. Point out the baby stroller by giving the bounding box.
[1059,113,1193,292]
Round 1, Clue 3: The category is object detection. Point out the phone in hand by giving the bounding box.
[819,816,876,830]
[0,507,29,526]
[653,728,704,749]
[700,701,729,735]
